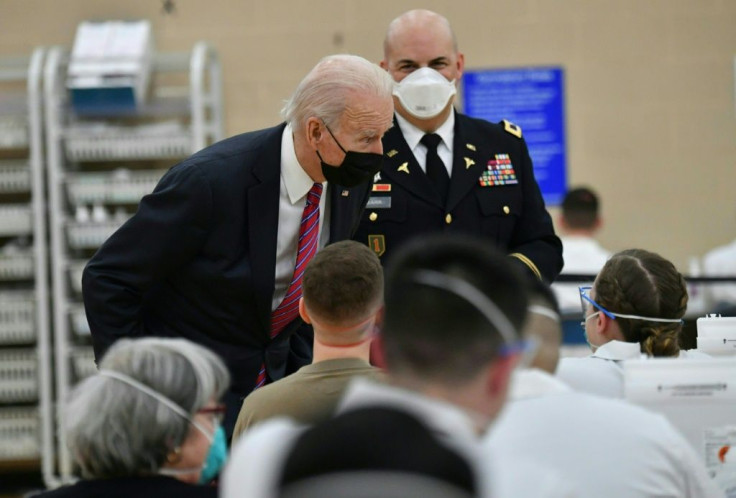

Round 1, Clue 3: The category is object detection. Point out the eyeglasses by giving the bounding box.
[197,404,226,425]
[578,285,684,331]
[579,285,619,332]
[579,286,616,320]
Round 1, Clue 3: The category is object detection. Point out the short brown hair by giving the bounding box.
[302,240,383,325]
[562,187,600,229]
[382,234,528,383]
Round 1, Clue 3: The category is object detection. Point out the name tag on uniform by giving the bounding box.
[367,196,392,209]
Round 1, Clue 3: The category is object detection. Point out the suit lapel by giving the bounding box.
[381,122,444,209]
[248,125,284,336]
[328,184,348,242]
[447,115,486,212]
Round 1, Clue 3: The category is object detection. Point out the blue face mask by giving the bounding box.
[198,425,227,484]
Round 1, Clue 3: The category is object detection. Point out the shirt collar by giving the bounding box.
[394,110,455,154]
[298,358,373,374]
[592,340,643,361]
[561,235,600,245]
[509,368,572,400]
[281,124,323,205]
[338,378,478,443]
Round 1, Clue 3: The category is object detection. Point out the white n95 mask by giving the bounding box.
[393,67,457,119]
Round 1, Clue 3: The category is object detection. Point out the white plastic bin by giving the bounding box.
[0,291,35,344]
[0,349,37,402]
[0,407,39,460]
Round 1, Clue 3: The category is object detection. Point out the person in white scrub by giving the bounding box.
[556,248,700,398]
[486,281,724,498]
[552,186,611,315]
[702,237,736,313]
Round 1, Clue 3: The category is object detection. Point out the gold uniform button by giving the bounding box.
[503,205,510,215]
[445,214,452,224]
[369,212,378,222]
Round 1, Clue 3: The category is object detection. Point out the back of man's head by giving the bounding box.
[524,279,562,374]
[302,240,383,345]
[561,186,601,231]
[382,234,528,385]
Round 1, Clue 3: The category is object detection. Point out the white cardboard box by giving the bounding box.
[67,20,153,113]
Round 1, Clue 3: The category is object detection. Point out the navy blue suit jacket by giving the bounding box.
[353,113,562,282]
[82,124,372,397]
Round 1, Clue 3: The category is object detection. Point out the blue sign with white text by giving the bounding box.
[462,67,567,206]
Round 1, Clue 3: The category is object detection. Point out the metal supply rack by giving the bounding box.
[0,49,53,485]
[43,42,223,483]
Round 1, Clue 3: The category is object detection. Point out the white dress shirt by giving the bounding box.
[272,125,328,310]
[486,368,724,498]
[394,111,455,177]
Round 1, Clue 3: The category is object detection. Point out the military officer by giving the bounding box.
[354,9,563,282]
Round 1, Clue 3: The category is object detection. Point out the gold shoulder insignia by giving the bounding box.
[466,143,476,151]
[386,149,398,158]
[503,120,522,139]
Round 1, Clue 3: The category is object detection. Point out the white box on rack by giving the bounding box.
[67,20,153,114]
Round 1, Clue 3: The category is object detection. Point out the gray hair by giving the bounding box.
[281,54,393,133]
[64,338,230,479]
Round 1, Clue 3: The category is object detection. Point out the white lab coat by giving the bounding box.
[222,379,578,498]
[337,380,578,498]
[556,340,640,397]
[556,341,713,398]
[485,369,724,498]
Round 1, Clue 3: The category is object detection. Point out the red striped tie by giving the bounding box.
[255,182,323,388]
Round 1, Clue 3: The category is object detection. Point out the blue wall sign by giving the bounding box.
[462,67,567,206]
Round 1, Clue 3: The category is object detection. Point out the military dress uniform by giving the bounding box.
[353,112,563,282]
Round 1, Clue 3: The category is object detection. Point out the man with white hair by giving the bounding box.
[83,54,395,437]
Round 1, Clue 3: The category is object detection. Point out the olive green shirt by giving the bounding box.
[232,358,382,441]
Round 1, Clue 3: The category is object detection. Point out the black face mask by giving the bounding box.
[316,124,384,188]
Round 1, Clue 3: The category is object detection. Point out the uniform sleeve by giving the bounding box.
[81,163,212,360]
[507,137,563,282]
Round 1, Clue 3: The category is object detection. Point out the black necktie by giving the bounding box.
[421,133,450,205]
